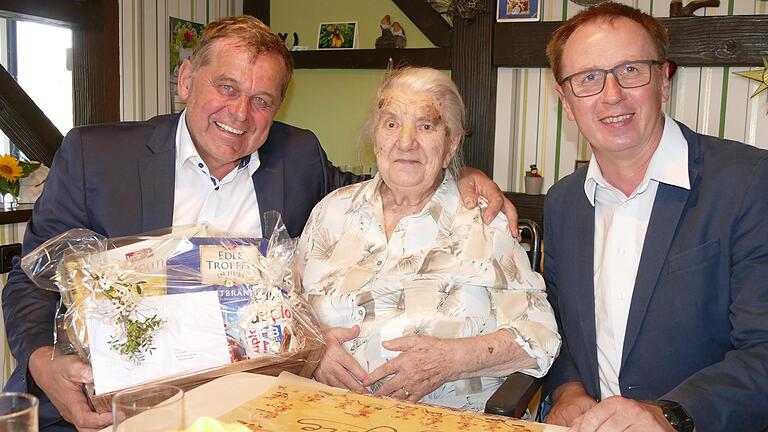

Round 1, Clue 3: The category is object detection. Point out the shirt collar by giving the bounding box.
[175,109,261,177]
[583,113,690,206]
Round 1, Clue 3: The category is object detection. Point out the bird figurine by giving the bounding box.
[392,22,406,49]
[376,14,395,49]
[380,14,392,31]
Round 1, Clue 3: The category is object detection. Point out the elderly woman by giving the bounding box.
[296,67,560,411]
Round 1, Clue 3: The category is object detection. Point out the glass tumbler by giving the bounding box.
[0,392,38,432]
[112,384,184,432]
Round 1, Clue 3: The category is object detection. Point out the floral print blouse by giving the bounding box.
[296,173,560,411]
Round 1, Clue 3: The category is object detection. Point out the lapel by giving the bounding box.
[620,123,702,367]
[569,174,600,388]
[252,139,285,238]
[139,115,178,232]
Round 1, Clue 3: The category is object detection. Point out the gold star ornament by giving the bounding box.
[735,57,768,112]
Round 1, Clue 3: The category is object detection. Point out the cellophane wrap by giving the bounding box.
[21,212,323,395]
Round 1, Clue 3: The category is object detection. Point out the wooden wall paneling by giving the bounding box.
[451,0,496,177]
[391,0,452,47]
[72,0,120,126]
[0,65,61,166]
[243,0,269,26]
[494,16,768,68]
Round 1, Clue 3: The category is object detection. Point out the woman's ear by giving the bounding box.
[443,133,461,169]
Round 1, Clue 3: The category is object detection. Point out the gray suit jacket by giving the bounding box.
[1,114,360,430]
[542,121,768,431]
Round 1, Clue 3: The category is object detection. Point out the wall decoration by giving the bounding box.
[317,22,358,49]
[375,15,407,49]
[169,17,205,113]
[497,0,540,22]
[734,57,768,113]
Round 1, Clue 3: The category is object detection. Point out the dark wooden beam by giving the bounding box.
[452,0,495,177]
[292,48,450,69]
[391,0,452,47]
[0,0,96,29]
[494,15,768,68]
[243,0,270,26]
[0,65,61,166]
[72,0,120,126]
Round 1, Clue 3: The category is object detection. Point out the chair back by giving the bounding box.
[517,219,542,273]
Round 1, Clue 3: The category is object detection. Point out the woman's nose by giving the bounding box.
[397,124,417,150]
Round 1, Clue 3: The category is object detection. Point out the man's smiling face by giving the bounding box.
[177,37,286,179]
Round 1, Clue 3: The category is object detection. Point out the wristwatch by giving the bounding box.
[652,400,694,432]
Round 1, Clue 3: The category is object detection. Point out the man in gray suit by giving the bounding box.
[541,3,768,432]
[2,16,515,431]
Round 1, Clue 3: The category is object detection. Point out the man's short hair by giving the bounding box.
[190,15,294,97]
[546,3,669,82]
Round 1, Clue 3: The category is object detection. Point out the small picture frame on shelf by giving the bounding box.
[497,0,540,22]
[317,22,358,49]
[574,159,590,171]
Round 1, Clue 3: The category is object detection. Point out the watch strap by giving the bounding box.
[653,399,694,432]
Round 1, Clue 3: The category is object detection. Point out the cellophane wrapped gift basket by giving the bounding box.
[21,212,324,412]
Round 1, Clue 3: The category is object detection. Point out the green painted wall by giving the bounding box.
[271,0,438,173]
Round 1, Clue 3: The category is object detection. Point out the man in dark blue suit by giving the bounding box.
[2,16,515,432]
[541,4,768,432]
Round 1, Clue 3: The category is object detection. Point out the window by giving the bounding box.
[0,18,73,157]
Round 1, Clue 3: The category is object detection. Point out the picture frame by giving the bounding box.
[317,22,358,50]
[574,160,590,171]
[497,0,540,22]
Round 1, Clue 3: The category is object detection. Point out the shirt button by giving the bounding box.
[376,260,382,265]
[619,248,625,255]
[198,162,204,168]
[215,187,220,191]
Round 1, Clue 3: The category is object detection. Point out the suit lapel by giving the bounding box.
[139,115,177,232]
[570,184,600,388]
[621,125,701,367]
[252,148,285,238]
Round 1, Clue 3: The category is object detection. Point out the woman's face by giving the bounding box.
[374,88,459,197]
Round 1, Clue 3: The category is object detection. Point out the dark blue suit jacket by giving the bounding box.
[542,121,768,431]
[1,114,359,430]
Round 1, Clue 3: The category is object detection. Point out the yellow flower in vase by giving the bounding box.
[0,155,23,182]
[0,154,41,204]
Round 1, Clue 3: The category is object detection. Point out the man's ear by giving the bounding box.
[555,84,575,121]
[177,58,194,101]
[660,61,672,103]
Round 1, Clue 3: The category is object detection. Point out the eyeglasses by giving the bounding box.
[560,60,664,98]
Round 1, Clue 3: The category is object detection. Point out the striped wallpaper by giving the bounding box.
[493,0,768,193]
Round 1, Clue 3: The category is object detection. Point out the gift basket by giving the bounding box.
[21,212,324,413]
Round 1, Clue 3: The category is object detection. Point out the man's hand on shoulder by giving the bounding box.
[29,346,112,431]
[456,167,519,237]
[545,381,597,427]
[568,396,675,432]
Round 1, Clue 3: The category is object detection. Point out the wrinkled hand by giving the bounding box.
[364,335,456,402]
[569,396,674,432]
[545,381,598,427]
[457,167,519,237]
[28,346,112,432]
[313,326,369,393]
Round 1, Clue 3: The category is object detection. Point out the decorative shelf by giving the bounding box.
[494,15,768,68]
[291,47,450,70]
[0,204,33,226]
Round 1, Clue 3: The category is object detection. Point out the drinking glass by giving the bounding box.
[112,384,184,431]
[0,392,38,432]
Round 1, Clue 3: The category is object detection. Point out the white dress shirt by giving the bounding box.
[584,114,690,398]
[171,111,263,236]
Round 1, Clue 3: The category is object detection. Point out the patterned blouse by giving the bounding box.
[296,173,560,411]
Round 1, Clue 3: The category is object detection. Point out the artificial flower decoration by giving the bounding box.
[0,154,40,199]
[734,57,768,113]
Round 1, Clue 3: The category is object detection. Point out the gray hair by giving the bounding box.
[363,67,466,178]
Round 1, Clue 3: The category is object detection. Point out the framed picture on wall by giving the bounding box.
[317,22,358,49]
[497,0,540,22]
[169,17,205,113]
[574,160,590,171]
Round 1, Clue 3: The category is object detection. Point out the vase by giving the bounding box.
[3,193,18,209]
[524,176,544,195]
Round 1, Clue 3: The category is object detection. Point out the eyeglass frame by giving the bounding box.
[559,59,665,98]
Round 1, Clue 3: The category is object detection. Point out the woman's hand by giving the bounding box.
[313,326,370,393]
[364,335,457,402]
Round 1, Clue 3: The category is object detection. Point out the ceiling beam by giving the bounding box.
[391,0,452,47]
[0,0,96,29]
[243,0,270,26]
[494,15,768,68]
[0,65,61,166]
